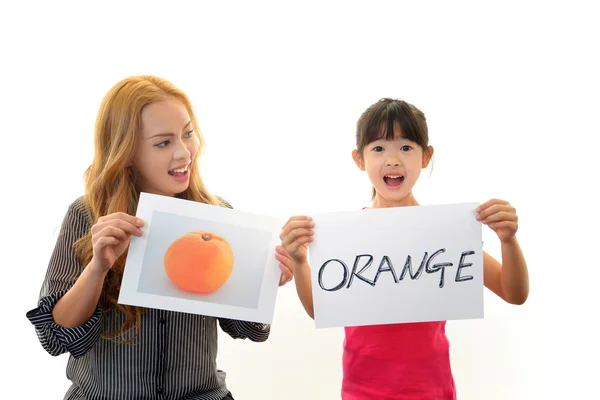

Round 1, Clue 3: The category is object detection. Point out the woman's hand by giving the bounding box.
[89,212,144,273]
[275,245,294,286]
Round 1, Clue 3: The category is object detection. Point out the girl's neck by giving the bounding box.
[370,192,419,209]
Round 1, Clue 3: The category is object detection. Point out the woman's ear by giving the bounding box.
[352,149,365,171]
[422,145,434,168]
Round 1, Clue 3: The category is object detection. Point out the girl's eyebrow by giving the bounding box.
[146,120,192,140]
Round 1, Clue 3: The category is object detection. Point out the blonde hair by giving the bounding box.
[74,75,225,342]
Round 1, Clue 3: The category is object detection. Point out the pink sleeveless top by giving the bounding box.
[341,207,457,399]
[342,322,456,399]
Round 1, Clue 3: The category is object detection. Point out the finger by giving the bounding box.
[281,228,314,247]
[95,236,119,249]
[98,212,144,227]
[278,268,287,286]
[476,199,509,213]
[275,252,291,264]
[281,224,314,243]
[482,211,518,225]
[95,226,131,243]
[275,246,292,261]
[279,221,315,239]
[276,254,294,277]
[279,264,293,285]
[280,218,314,236]
[287,236,313,252]
[477,204,515,221]
[280,223,314,242]
[282,215,312,228]
[94,219,143,237]
[489,221,518,231]
[281,241,310,262]
[476,203,505,219]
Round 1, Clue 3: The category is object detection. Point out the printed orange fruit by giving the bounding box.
[164,230,234,294]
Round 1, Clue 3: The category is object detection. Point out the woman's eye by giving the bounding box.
[184,130,194,138]
[156,141,170,148]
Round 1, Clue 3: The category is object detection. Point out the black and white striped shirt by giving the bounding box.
[26,197,270,400]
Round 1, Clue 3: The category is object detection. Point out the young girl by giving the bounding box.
[26,75,294,400]
[277,98,530,399]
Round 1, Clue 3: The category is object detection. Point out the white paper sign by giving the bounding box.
[309,203,484,329]
[119,192,284,324]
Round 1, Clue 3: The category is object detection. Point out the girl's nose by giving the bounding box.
[386,157,401,166]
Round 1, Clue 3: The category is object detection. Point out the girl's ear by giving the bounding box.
[422,145,434,168]
[352,149,365,171]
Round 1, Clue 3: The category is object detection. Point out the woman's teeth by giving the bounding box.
[169,165,189,175]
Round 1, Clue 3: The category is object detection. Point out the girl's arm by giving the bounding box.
[483,238,529,305]
[292,260,315,319]
[478,199,529,305]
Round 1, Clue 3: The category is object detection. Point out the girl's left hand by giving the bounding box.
[276,245,294,286]
[476,198,519,243]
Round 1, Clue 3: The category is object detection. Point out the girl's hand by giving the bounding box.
[476,199,518,243]
[275,245,294,286]
[279,216,314,265]
[90,212,145,273]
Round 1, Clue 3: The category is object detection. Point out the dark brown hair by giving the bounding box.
[355,98,432,199]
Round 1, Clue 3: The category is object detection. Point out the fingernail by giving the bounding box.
[137,219,144,226]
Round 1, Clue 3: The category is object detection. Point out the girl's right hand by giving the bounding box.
[279,216,314,265]
[90,212,145,273]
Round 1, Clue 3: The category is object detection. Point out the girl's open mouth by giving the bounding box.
[383,174,404,187]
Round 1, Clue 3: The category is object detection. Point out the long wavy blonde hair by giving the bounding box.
[74,75,225,342]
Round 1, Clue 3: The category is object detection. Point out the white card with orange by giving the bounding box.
[119,192,284,324]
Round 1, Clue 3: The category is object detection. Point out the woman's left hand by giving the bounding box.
[476,198,519,243]
[276,245,294,286]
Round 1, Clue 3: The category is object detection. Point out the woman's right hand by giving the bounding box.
[279,216,314,265]
[90,212,145,273]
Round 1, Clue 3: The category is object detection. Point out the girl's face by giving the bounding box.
[133,97,198,197]
[353,130,433,208]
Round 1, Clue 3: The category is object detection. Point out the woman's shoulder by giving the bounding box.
[65,195,93,225]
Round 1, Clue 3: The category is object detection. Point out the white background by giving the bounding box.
[1,1,598,399]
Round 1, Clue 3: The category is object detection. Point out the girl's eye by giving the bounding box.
[401,145,412,151]
[373,146,384,152]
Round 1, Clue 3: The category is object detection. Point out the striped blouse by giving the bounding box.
[26,196,270,400]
